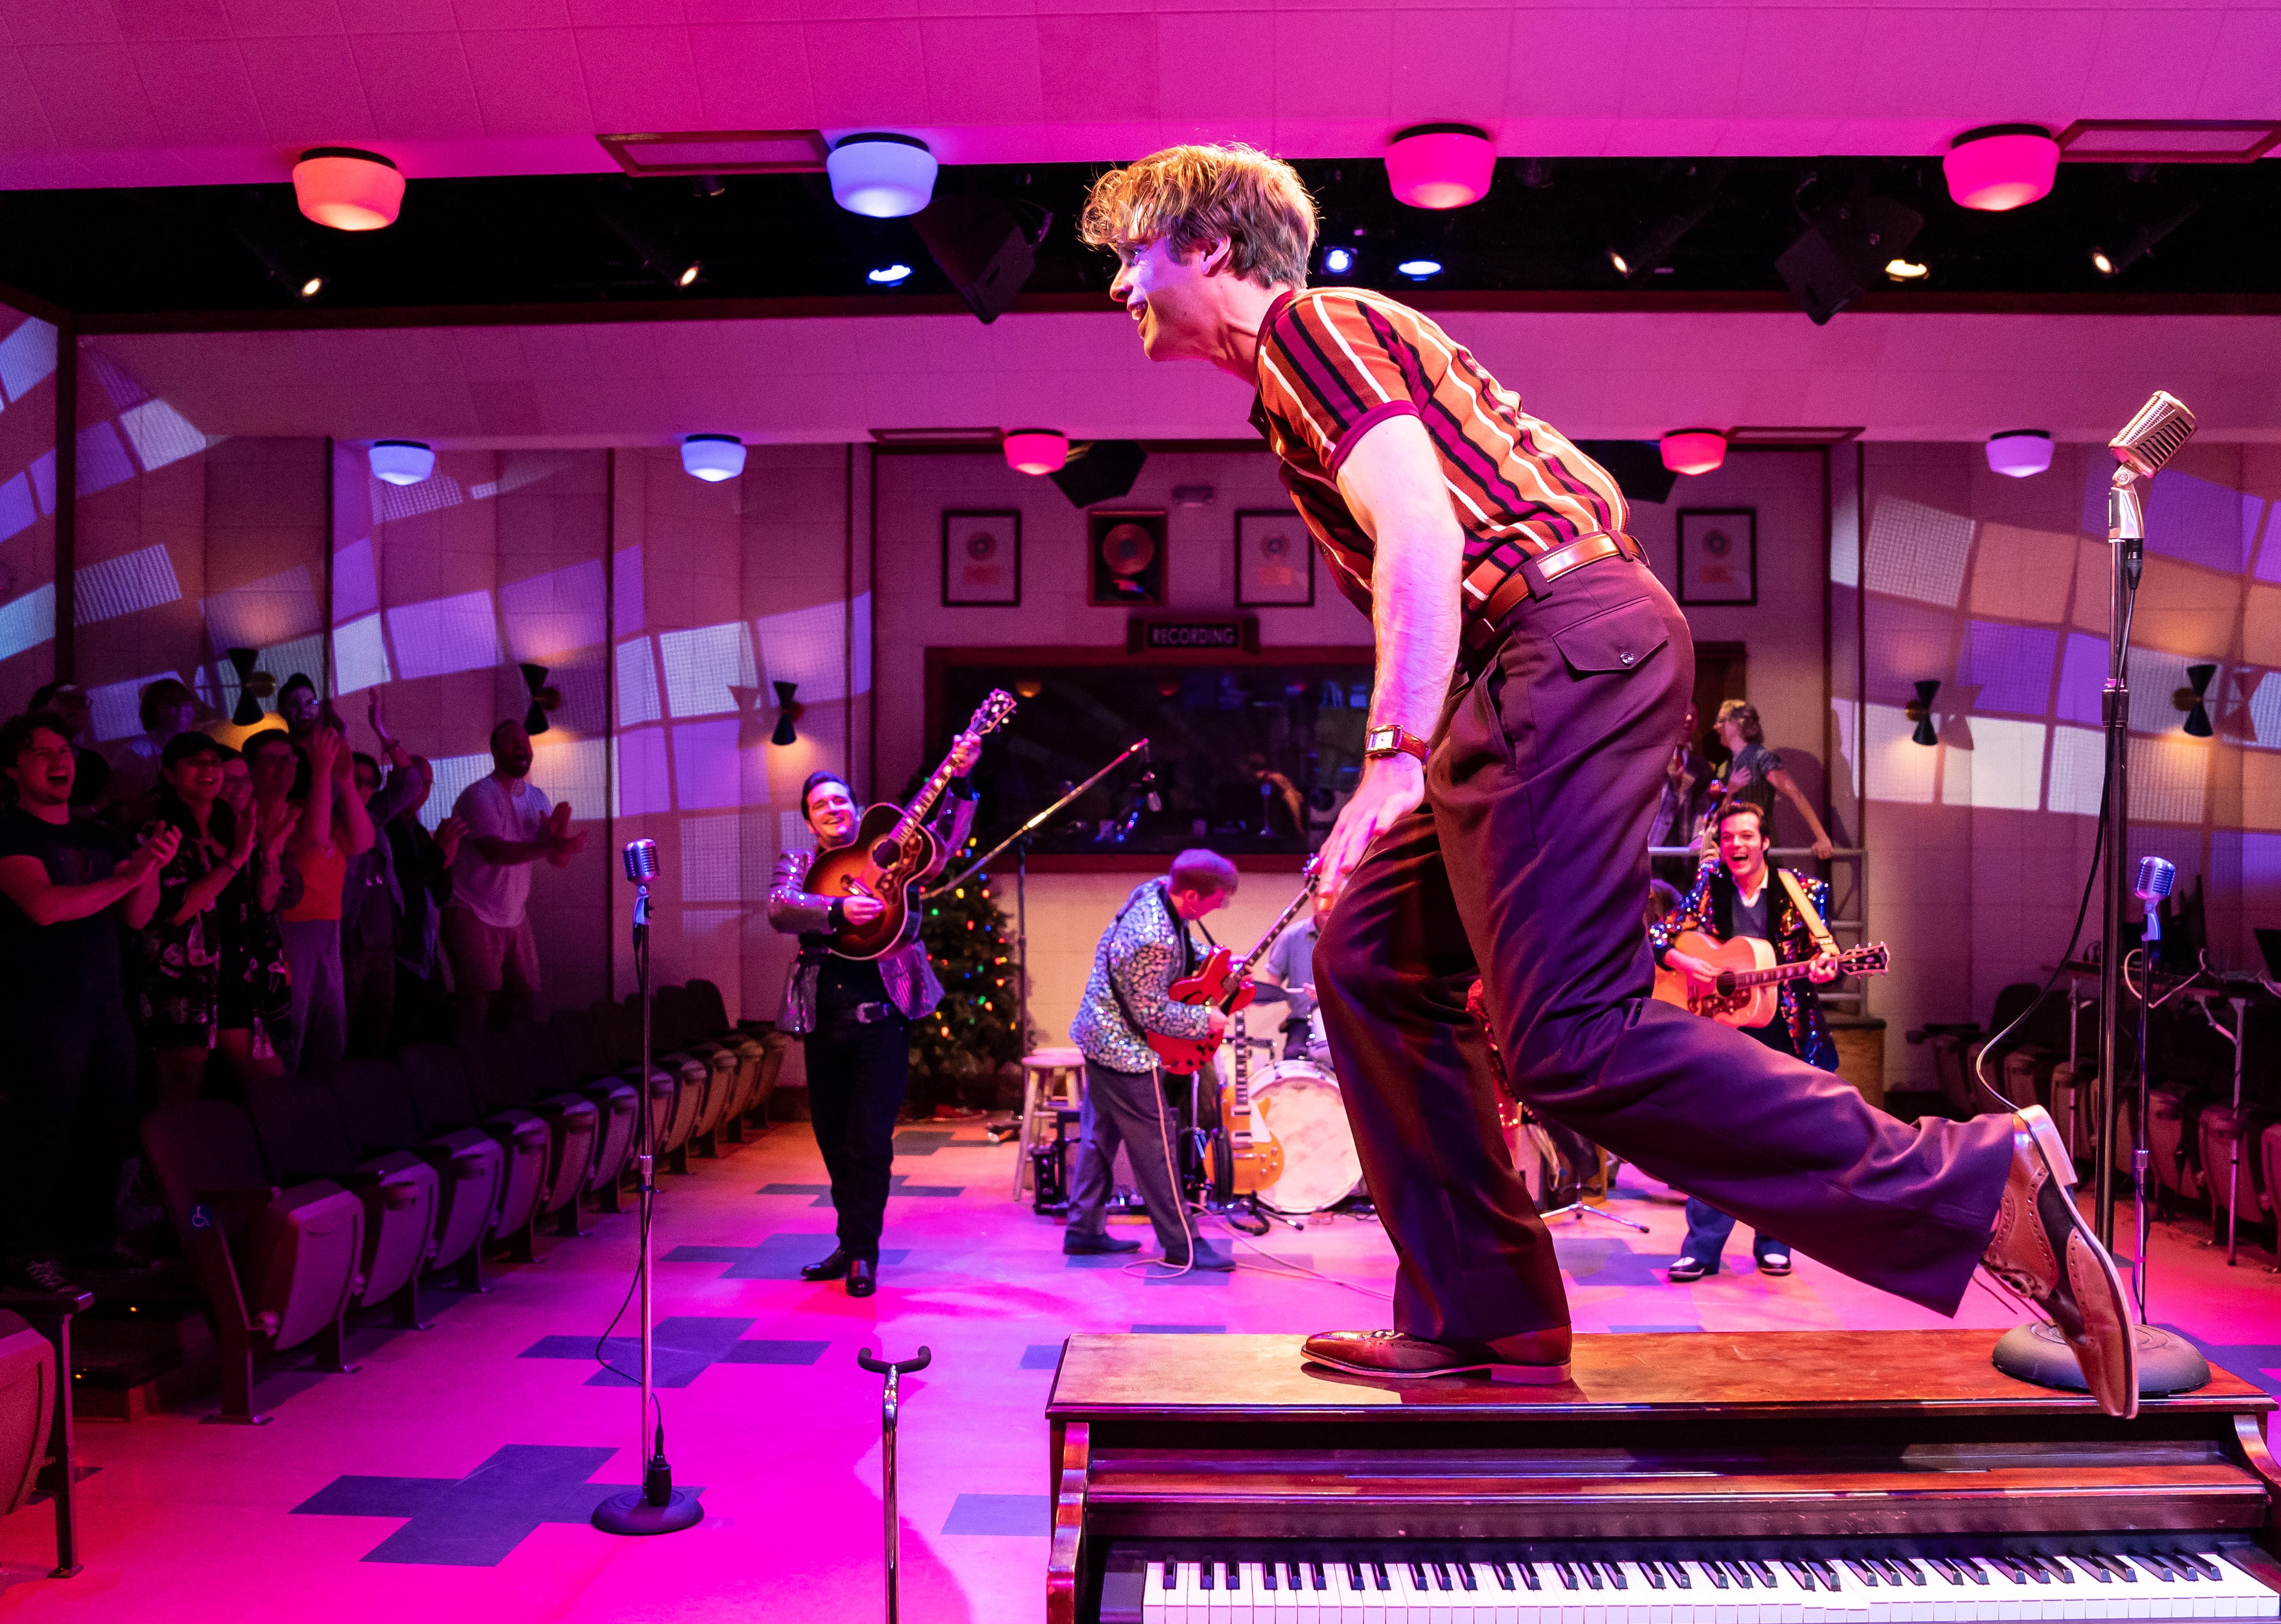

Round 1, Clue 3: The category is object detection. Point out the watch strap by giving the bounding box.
[1365,725,1431,765]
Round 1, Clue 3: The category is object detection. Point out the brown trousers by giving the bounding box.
[1313,557,2012,1342]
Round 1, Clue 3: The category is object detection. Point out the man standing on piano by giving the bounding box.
[1078,144,2140,1415]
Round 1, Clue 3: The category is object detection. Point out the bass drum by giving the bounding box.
[1247,1060,1365,1214]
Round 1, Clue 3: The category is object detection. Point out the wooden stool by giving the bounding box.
[1014,1049,1086,1198]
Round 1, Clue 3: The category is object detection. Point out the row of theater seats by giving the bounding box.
[137,979,787,1425]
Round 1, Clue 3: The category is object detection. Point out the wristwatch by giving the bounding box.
[1364,724,1431,765]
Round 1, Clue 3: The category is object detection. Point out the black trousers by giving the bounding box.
[2,999,136,1259]
[804,1011,911,1261]
[1315,557,2013,1343]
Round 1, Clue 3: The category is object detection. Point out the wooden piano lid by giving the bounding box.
[1047,1329,2270,1423]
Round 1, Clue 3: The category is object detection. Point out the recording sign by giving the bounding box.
[1127,615,1261,655]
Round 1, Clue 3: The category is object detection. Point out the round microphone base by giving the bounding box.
[591,1485,704,1536]
[1992,1321,2211,1397]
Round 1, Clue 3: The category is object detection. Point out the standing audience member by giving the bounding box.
[0,712,175,1292]
[136,735,295,1101]
[341,697,428,1058]
[277,673,321,747]
[1713,700,1835,861]
[1653,700,1713,888]
[27,681,108,813]
[443,720,583,1039]
[384,755,463,1049]
[100,676,199,827]
[270,723,375,1075]
[216,745,296,1072]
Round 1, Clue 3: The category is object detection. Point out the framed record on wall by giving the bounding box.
[942,509,1021,607]
[1235,509,1315,607]
[1088,509,1168,607]
[1677,508,1757,606]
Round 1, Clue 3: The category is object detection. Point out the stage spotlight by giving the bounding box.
[1906,681,1941,747]
[1002,430,1068,476]
[827,133,937,218]
[1049,440,1147,509]
[597,196,704,292]
[1575,441,1680,506]
[292,147,404,231]
[231,217,328,304]
[1885,258,1929,281]
[1322,247,1355,275]
[369,440,435,486]
[912,189,1050,324]
[1775,193,1923,324]
[1985,430,2054,479]
[1608,161,1732,282]
[1659,430,1727,477]
[1608,249,1631,277]
[298,275,324,300]
[2087,202,2202,280]
[675,261,702,288]
[868,263,914,285]
[681,434,746,482]
[1397,259,1443,279]
[1942,125,2059,213]
[1384,124,1494,210]
[2090,247,2117,276]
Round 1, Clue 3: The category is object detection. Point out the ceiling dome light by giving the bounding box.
[1986,429,2054,479]
[1943,125,2059,213]
[1002,429,1069,476]
[369,440,434,486]
[1660,429,1727,477]
[1885,258,1929,281]
[826,133,937,219]
[681,434,746,482]
[1322,247,1355,275]
[292,147,404,231]
[1384,123,1495,210]
[867,263,914,285]
[1396,259,1443,279]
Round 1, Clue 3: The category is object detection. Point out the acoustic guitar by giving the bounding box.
[1148,859,1321,1074]
[803,689,1017,959]
[1652,930,1890,1029]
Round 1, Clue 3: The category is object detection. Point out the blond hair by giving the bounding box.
[1079,144,1316,289]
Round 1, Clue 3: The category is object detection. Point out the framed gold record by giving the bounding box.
[1087,509,1168,606]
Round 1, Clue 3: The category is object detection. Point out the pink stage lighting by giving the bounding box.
[1385,125,1495,210]
[1660,430,1727,477]
[1002,429,1069,476]
[1943,126,2059,213]
[292,147,404,231]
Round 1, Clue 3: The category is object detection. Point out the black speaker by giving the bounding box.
[912,194,1050,324]
[1049,439,1148,509]
[1574,440,1679,506]
[1775,194,1922,325]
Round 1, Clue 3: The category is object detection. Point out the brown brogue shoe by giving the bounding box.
[1981,1105,2137,1418]
[1300,1327,1573,1385]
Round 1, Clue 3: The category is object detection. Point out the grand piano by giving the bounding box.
[1045,1330,2281,1623]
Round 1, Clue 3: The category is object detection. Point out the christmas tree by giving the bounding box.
[911,846,1028,1113]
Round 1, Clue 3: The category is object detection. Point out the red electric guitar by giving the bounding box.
[1147,859,1320,1075]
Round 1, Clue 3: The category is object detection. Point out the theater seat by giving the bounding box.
[661,982,772,1142]
[510,1018,639,1216]
[649,988,741,1157]
[244,1077,439,1327]
[0,1311,53,1517]
[459,1030,601,1238]
[141,1101,365,1424]
[592,999,708,1170]
[398,1042,551,1262]
[2200,1103,2270,1244]
[333,1057,505,1294]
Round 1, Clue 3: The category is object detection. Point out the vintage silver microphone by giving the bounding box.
[2109,390,2197,485]
[2134,854,2175,943]
[623,836,660,882]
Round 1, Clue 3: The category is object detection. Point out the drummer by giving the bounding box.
[1256,887,1331,1058]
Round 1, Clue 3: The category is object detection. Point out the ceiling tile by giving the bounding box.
[22,43,164,149]
[920,15,1040,124]
[0,0,126,49]
[803,17,928,124]
[572,0,687,21]
[0,42,56,147]
[133,40,272,145]
[342,0,461,32]
[1618,9,1749,120]
[1501,10,1623,120]
[2197,9,2281,116]
[686,0,799,20]
[688,22,816,125]
[1387,9,1511,115]
[1277,11,1391,121]
[455,0,573,27]
[223,0,352,36]
[1040,13,1159,124]
[351,30,487,138]
[576,26,705,129]
[1964,8,2100,119]
[2080,9,2224,119]
[462,27,593,136]
[115,0,236,41]
[240,34,380,143]
[1848,11,1989,121]
[1733,8,1867,121]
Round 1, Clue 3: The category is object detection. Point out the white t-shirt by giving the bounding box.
[449,774,553,928]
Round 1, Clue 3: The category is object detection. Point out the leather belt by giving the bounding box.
[824,1000,898,1025]
[1459,531,1644,660]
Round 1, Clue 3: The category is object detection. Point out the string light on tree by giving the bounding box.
[911,845,1027,1114]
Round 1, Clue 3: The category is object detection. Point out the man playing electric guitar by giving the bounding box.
[1649,800,1839,1282]
[1063,849,1241,1271]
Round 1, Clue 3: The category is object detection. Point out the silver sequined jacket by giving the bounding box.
[1069,880,1216,1074]
[767,792,977,1036]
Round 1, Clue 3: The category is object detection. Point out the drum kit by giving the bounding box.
[1202,1007,1366,1219]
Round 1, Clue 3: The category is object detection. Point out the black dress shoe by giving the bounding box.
[845,1258,877,1298]
[801,1248,852,1282]
[1063,1230,1142,1255]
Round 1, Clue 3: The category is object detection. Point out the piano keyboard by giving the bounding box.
[1109,1547,2281,1623]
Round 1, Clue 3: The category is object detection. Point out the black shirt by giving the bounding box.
[0,805,126,1009]
[816,951,890,1012]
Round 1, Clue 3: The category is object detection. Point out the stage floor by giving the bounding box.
[5,1119,2276,1622]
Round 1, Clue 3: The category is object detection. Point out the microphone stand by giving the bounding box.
[592,869,702,1536]
[2095,470,2144,1254]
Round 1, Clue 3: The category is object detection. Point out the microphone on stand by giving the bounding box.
[2134,854,2175,944]
[623,837,660,883]
[2109,391,2196,485]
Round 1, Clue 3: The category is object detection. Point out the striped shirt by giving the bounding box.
[1249,287,1630,618]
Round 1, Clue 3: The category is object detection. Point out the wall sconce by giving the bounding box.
[520,663,559,736]
[771,681,803,747]
[1905,680,1941,746]
[2175,664,2216,738]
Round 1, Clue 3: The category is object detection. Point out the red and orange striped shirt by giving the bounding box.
[1249,287,1630,618]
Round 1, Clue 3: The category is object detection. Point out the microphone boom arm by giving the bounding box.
[926,738,1152,898]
